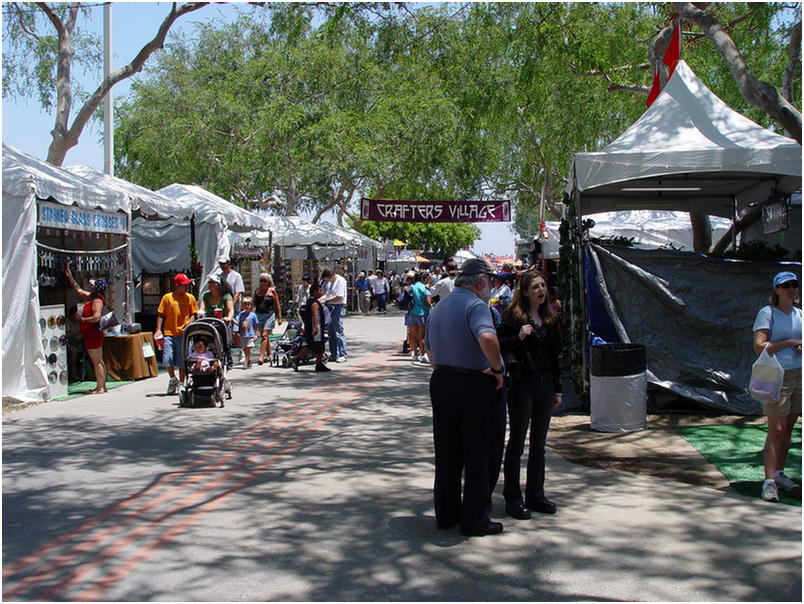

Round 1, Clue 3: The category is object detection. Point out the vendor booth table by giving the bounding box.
[101,332,158,381]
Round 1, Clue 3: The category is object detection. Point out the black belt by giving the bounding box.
[435,365,487,376]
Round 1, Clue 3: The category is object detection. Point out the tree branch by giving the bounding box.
[608,84,651,94]
[9,2,43,41]
[783,19,801,105]
[47,2,210,164]
[569,62,651,77]
[673,2,802,143]
[709,204,762,255]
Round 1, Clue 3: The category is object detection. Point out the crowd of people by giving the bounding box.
[65,251,800,530]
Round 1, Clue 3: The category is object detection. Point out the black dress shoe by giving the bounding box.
[460,521,504,537]
[505,503,532,520]
[527,498,557,514]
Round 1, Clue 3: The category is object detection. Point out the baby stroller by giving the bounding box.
[179,318,232,408]
[270,321,303,367]
[271,321,328,368]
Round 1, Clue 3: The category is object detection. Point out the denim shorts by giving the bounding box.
[407,313,427,327]
[162,335,185,368]
[257,312,276,332]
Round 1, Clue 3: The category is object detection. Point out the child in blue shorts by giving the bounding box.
[236,296,260,368]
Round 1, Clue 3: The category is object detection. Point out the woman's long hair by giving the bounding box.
[502,271,556,328]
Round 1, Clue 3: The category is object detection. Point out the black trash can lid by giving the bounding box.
[590,343,646,377]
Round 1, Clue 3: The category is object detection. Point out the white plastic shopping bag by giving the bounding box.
[749,345,785,403]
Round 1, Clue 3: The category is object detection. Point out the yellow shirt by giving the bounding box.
[157,291,198,336]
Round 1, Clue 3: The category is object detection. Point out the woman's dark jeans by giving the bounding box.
[376,292,388,312]
[503,375,554,505]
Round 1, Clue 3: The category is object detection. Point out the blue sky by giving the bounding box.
[1,1,517,255]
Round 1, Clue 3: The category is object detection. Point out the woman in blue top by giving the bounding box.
[752,270,802,502]
[408,271,432,363]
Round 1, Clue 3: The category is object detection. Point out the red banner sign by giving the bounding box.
[361,198,511,223]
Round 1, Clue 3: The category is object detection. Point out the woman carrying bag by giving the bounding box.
[65,264,108,394]
[752,271,802,502]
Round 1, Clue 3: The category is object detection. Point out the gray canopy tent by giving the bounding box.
[567,60,802,414]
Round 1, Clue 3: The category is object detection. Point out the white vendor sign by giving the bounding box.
[38,200,128,235]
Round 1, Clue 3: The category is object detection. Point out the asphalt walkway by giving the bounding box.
[2,312,801,601]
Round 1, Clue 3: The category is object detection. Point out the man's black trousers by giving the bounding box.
[430,368,505,533]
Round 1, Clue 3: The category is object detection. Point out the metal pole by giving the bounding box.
[103,3,113,176]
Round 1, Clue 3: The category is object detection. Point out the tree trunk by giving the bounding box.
[673,2,802,144]
[709,205,763,255]
[689,213,712,252]
[43,2,209,166]
[782,20,801,112]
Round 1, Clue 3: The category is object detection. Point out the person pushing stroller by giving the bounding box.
[291,281,331,372]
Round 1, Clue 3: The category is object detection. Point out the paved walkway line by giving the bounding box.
[3,351,392,601]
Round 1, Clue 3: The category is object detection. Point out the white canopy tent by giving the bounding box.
[65,165,195,317]
[123,184,266,302]
[2,144,128,401]
[315,222,383,270]
[452,249,476,266]
[541,210,732,257]
[570,60,801,218]
[66,165,192,221]
[566,61,801,414]
[229,214,344,259]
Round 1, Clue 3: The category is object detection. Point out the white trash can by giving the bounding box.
[590,343,647,433]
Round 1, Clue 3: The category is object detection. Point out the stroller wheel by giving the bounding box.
[281,356,289,368]
[224,382,232,399]
[188,391,195,408]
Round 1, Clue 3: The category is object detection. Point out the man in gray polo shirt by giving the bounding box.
[424,258,506,537]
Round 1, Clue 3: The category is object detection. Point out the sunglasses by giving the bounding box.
[779,282,799,289]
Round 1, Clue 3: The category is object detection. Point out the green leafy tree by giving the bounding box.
[115,6,467,224]
[358,220,480,260]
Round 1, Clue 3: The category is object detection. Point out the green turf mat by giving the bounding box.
[59,379,132,400]
[675,423,801,506]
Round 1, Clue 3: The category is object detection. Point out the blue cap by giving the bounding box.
[89,278,108,293]
[772,271,798,288]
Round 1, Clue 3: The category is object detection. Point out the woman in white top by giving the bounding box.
[752,270,802,502]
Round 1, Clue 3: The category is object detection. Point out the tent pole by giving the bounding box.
[573,170,589,398]
[732,195,738,251]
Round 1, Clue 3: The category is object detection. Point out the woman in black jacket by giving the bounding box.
[497,271,562,520]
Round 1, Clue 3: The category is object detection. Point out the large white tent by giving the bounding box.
[229,214,344,255]
[125,184,265,305]
[540,210,732,257]
[66,165,191,221]
[570,60,801,218]
[2,144,128,401]
[315,221,383,270]
[566,61,801,414]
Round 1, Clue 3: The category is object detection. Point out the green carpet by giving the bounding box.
[675,423,802,506]
[60,379,132,400]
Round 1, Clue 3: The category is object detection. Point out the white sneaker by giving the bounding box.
[167,377,180,395]
[410,351,417,360]
[774,472,799,492]
[419,353,429,364]
[761,479,779,502]
[335,356,348,363]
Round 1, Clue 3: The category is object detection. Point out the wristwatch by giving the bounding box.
[489,366,503,374]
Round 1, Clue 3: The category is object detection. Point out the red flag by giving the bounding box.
[663,21,681,77]
[646,68,661,107]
